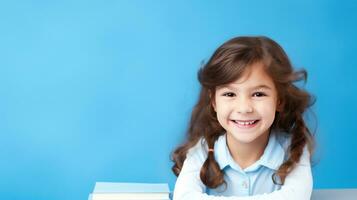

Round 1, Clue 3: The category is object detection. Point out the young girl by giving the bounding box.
[171,36,315,200]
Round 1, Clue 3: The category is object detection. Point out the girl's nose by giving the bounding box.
[235,98,253,114]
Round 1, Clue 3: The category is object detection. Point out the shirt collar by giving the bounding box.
[214,130,285,172]
[214,134,231,170]
[254,131,285,171]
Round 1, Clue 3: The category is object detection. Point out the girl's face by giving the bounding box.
[212,62,280,146]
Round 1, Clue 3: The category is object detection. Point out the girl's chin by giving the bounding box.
[226,128,271,145]
[229,133,258,143]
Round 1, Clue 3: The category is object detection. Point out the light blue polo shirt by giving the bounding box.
[206,131,288,196]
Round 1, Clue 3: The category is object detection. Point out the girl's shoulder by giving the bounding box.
[186,134,226,163]
[275,130,292,151]
[275,130,310,164]
[274,131,292,162]
[186,137,209,162]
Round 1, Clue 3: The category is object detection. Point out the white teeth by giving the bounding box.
[235,120,256,125]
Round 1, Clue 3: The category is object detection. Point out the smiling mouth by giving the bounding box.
[231,120,260,127]
[231,120,259,124]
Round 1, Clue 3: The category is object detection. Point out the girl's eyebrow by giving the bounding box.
[251,85,272,90]
[220,84,272,91]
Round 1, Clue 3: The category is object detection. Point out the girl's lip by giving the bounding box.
[231,119,259,122]
[230,120,260,128]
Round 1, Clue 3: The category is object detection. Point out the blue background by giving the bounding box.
[1,0,356,199]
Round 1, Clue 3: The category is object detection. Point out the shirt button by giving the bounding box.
[242,181,248,189]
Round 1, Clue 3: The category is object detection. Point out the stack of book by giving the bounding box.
[89,182,171,200]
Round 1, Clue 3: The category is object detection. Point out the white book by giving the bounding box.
[91,182,170,200]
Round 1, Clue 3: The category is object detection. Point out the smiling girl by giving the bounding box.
[171,36,315,200]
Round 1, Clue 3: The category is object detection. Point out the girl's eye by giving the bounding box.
[252,92,267,97]
[222,92,235,97]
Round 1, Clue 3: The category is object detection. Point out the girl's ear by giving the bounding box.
[212,101,216,112]
[209,91,217,112]
[276,99,284,112]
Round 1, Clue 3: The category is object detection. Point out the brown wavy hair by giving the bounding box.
[171,36,315,188]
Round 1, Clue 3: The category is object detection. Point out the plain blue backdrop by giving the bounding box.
[1,0,356,199]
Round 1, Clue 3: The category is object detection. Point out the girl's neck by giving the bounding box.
[226,131,270,169]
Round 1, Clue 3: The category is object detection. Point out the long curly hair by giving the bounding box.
[171,36,315,188]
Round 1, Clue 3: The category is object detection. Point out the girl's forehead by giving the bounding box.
[219,83,273,91]
[218,63,275,90]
